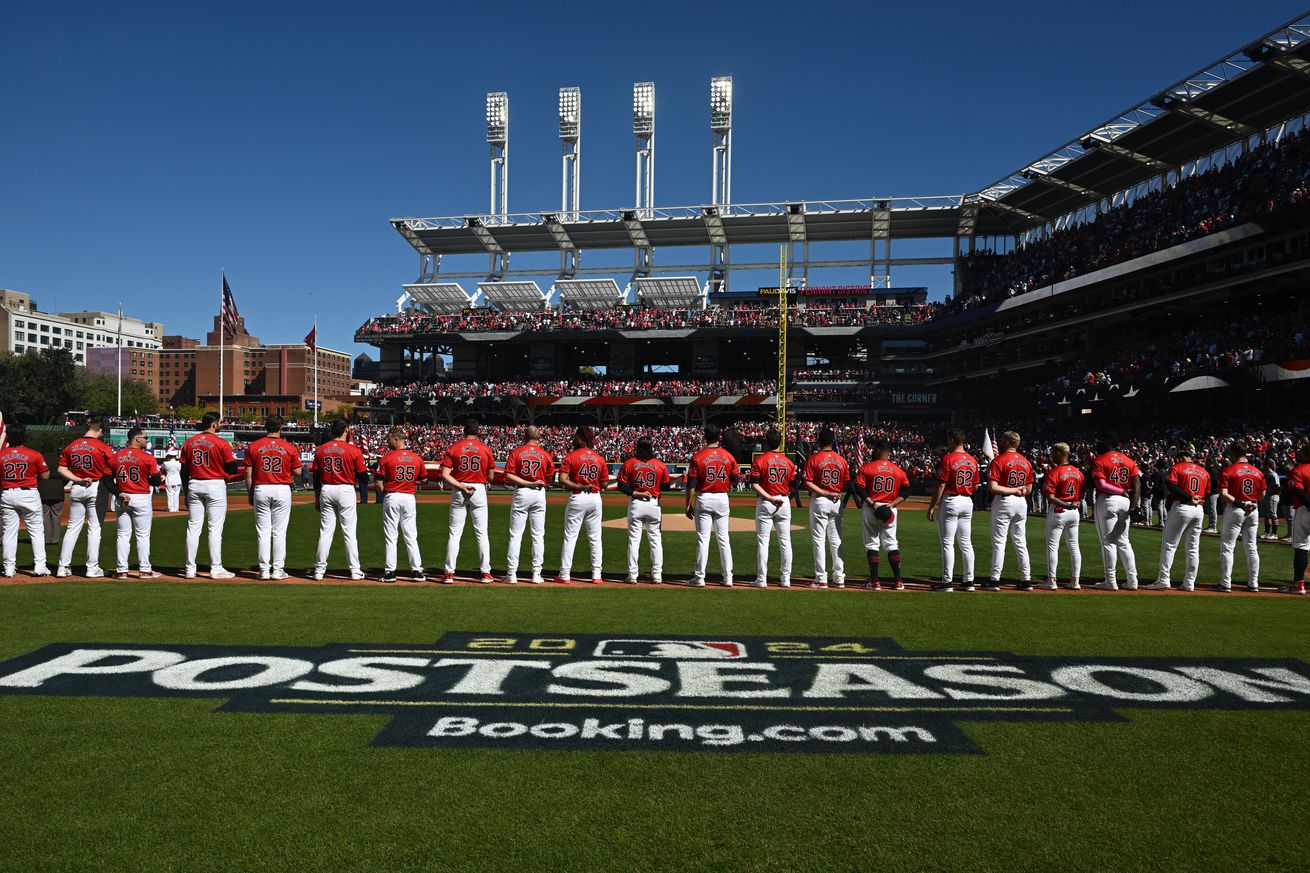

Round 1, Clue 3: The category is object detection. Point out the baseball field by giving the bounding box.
[1,496,1306,871]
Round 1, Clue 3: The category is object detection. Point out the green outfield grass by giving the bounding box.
[1,498,1306,872]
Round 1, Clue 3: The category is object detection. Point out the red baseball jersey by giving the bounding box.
[561,448,608,491]
[0,446,48,489]
[312,440,368,487]
[441,438,495,485]
[804,449,850,494]
[619,457,672,498]
[182,432,237,481]
[505,444,555,486]
[855,458,909,504]
[245,436,301,486]
[377,448,428,495]
[937,450,980,497]
[749,451,797,498]
[689,446,739,494]
[1168,462,1210,502]
[1044,464,1086,506]
[1290,463,1310,509]
[988,450,1035,490]
[113,447,160,496]
[1219,462,1266,503]
[60,436,116,482]
[1090,451,1140,490]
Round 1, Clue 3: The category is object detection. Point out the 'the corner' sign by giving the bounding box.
[1,632,1308,755]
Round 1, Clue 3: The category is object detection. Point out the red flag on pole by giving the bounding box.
[304,326,317,351]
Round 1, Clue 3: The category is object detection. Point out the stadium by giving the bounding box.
[3,7,1310,872]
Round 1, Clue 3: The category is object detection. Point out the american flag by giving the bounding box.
[221,275,241,339]
[166,420,177,453]
[856,430,867,466]
[0,410,7,451]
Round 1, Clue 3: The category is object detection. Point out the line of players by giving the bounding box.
[2,416,1307,594]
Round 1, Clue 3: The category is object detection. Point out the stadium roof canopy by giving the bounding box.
[633,276,706,309]
[402,282,475,314]
[477,280,546,310]
[555,278,623,310]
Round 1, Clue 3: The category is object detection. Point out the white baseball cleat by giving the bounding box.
[349,571,367,581]
[687,579,705,588]
[210,569,236,580]
[530,575,545,585]
[1179,583,1194,592]
[85,569,104,579]
[1122,581,1139,591]
[259,569,272,581]
[1037,581,1059,590]
[1145,581,1171,591]
[183,569,197,580]
[721,579,733,588]
[1093,581,1118,591]
[311,570,325,581]
[779,579,791,588]
[55,566,72,578]
[271,571,290,581]
[1068,581,1081,590]
[751,580,768,589]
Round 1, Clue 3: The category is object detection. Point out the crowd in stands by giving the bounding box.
[366,377,778,402]
[957,127,1310,308]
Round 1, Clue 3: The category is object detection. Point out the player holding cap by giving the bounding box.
[1217,441,1265,592]
[748,428,796,589]
[1041,443,1085,590]
[244,415,302,581]
[181,412,241,580]
[803,427,850,589]
[986,431,1034,591]
[55,417,116,578]
[851,437,909,591]
[925,428,979,592]
[112,427,162,579]
[376,428,427,583]
[310,419,370,581]
[504,426,555,585]
[1089,432,1141,591]
[557,427,608,584]
[161,452,183,513]
[1148,445,1208,591]
[440,419,496,584]
[0,423,51,578]
[686,424,738,588]
[618,435,671,585]
[1281,440,1310,595]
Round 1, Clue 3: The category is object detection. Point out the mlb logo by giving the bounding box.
[594,639,747,659]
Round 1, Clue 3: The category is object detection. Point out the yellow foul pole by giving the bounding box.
[777,246,788,451]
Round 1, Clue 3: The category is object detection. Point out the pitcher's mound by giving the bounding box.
[603,513,801,533]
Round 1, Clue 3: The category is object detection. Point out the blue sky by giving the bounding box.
[2,1,1303,357]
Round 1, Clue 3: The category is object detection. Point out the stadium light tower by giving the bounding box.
[710,76,732,208]
[633,82,655,219]
[486,92,509,220]
[559,87,581,221]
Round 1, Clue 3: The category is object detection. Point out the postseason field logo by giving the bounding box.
[1,632,1309,755]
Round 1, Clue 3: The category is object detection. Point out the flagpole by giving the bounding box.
[116,303,123,418]
[218,272,225,421]
[312,316,319,429]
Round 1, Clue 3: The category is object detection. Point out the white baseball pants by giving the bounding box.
[1,490,47,575]
[185,479,229,575]
[755,498,792,584]
[506,487,547,580]
[115,492,154,573]
[626,497,663,582]
[1158,503,1203,587]
[382,492,422,574]
[692,492,733,585]
[1094,494,1138,586]
[314,484,361,576]
[937,494,974,585]
[59,480,105,573]
[1218,505,1259,587]
[559,491,602,581]
[446,484,490,575]
[253,484,292,575]
[165,483,182,513]
[860,504,899,552]
[809,494,845,586]
[1044,509,1081,583]
[989,494,1031,581]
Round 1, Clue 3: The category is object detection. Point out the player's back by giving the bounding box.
[1221,462,1266,501]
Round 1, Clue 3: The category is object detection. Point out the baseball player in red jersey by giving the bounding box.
[311,419,369,581]
[618,436,672,584]
[244,416,303,580]
[1280,441,1310,595]
[1148,445,1209,591]
[924,428,979,591]
[557,427,608,584]
[375,427,428,583]
[504,426,555,585]
[686,424,738,588]
[1217,441,1265,592]
[112,427,163,579]
[1042,443,1085,590]
[1089,432,1141,591]
[803,427,850,589]
[440,419,496,584]
[851,437,910,590]
[181,412,241,579]
[986,431,1035,591]
[0,423,51,577]
[55,417,116,578]
[748,428,796,589]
